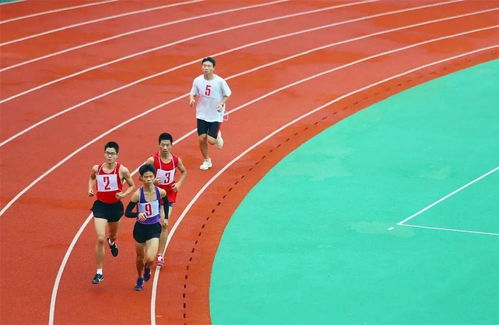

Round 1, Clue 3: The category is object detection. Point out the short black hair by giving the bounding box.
[201,57,216,67]
[104,141,119,153]
[139,164,156,176]
[158,132,173,144]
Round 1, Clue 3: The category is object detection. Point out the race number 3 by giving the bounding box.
[205,85,211,96]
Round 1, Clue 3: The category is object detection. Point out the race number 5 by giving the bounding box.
[205,85,211,96]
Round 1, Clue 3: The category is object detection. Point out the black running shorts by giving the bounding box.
[92,200,123,223]
[197,118,220,138]
[133,222,161,243]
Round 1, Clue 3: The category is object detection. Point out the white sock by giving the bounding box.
[97,268,103,275]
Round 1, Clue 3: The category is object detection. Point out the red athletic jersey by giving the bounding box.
[152,153,179,203]
[95,163,122,203]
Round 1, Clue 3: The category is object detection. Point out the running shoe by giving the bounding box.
[156,255,165,267]
[107,238,118,257]
[144,267,151,282]
[92,273,104,284]
[135,277,144,291]
[216,131,224,149]
[199,159,212,170]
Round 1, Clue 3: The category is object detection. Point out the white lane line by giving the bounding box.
[399,224,499,236]
[48,213,93,325]
[0,0,118,24]
[0,0,204,46]
[149,45,499,322]
[0,0,25,5]
[0,1,475,147]
[397,166,499,225]
[1,24,497,217]
[0,0,374,101]
[0,0,290,72]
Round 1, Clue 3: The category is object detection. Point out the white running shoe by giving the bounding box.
[216,131,224,149]
[200,159,212,170]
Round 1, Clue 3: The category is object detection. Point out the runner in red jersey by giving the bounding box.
[143,133,187,267]
[88,141,135,284]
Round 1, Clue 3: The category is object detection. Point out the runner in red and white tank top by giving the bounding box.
[95,162,122,204]
[152,152,179,203]
[144,133,187,267]
[88,141,135,284]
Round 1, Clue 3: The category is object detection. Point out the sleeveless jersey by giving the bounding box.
[137,187,162,225]
[96,163,122,204]
[152,153,178,191]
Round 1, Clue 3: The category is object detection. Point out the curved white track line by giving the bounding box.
[0,0,118,24]
[1,0,475,147]
[0,0,372,103]
[149,45,499,324]
[45,32,498,324]
[0,0,289,73]
[0,0,203,46]
[2,22,497,217]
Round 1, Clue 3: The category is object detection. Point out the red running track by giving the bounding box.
[0,0,497,324]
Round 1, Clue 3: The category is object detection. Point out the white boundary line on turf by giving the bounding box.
[0,0,290,73]
[399,223,499,236]
[0,0,25,5]
[389,166,499,230]
[149,45,499,323]
[0,0,118,24]
[0,0,204,46]
[0,0,476,147]
[2,23,497,217]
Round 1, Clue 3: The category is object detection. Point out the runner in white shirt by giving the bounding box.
[189,57,232,170]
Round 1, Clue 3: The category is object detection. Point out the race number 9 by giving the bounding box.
[144,203,152,216]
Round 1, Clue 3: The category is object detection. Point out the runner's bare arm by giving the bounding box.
[117,166,135,199]
[171,158,187,191]
[88,165,98,196]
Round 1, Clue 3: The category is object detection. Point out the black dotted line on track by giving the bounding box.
[179,51,497,324]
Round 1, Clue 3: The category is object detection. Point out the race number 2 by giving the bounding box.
[103,176,111,190]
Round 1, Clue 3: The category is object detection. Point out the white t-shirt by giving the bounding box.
[190,74,231,122]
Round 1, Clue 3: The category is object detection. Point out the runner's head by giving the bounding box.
[158,133,173,154]
[104,141,119,163]
[139,164,156,184]
[201,57,215,75]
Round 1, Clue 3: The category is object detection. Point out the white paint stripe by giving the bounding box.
[0,0,290,72]
[399,223,499,236]
[0,1,478,147]
[0,0,204,46]
[0,0,118,24]
[1,25,497,217]
[48,214,93,325]
[0,0,25,5]
[149,46,499,322]
[397,166,499,225]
